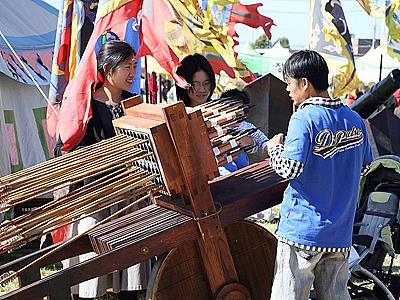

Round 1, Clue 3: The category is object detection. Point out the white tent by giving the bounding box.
[356,45,400,84]
[237,43,291,80]
[0,74,54,175]
[0,0,58,176]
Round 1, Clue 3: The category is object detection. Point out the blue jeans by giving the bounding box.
[270,241,351,300]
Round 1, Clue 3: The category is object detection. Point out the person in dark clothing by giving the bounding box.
[54,40,136,156]
[54,40,148,300]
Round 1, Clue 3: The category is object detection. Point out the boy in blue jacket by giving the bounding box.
[267,50,373,300]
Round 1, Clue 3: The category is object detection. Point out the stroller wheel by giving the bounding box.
[348,280,379,300]
[349,265,396,300]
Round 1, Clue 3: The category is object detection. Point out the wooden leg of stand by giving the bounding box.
[146,221,277,300]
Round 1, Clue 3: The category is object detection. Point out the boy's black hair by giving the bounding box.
[283,50,329,91]
[220,88,250,104]
[175,54,216,106]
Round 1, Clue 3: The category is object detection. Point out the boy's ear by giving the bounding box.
[300,78,308,90]
[302,78,313,91]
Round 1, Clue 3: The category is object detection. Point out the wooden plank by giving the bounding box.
[0,236,92,276]
[187,110,219,180]
[113,115,163,133]
[0,220,199,300]
[149,121,186,197]
[162,102,238,294]
[124,102,170,121]
[153,194,193,217]
[113,115,186,197]
[121,95,142,113]
[211,160,287,226]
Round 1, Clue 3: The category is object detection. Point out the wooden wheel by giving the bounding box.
[146,220,277,300]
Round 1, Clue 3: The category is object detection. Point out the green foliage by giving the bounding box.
[252,34,272,49]
[251,34,291,50]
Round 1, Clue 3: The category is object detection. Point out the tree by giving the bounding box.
[252,34,272,49]
[273,37,291,49]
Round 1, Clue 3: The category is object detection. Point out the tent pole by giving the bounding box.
[0,30,58,116]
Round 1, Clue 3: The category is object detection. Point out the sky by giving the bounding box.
[44,0,385,49]
[237,0,385,49]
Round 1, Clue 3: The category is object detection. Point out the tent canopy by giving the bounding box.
[0,0,58,176]
[237,43,291,79]
[0,0,58,85]
[356,45,400,84]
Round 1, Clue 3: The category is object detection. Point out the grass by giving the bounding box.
[256,205,400,274]
[0,265,62,295]
[1,205,399,298]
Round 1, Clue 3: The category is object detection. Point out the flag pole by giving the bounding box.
[144,56,149,103]
[159,73,162,103]
[0,30,58,116]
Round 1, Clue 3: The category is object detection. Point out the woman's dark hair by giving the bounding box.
[283,50,329,91]
[175,54,216,106]
[220,88,250,104]
[97,40,135,79]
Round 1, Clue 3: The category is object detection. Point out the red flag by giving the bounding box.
[206,54,255,83]
[148,72,158,104]
[228,3,275,40]
[54,0,143,152]
[137,0,257,86]
[136,0,188,88]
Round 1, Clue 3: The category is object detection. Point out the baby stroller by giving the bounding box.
[349,155,400,300]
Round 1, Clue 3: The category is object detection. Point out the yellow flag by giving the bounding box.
[309,0,358,97]
[356,0,384,18]
[385,0,400,60]
[164,0,252,79]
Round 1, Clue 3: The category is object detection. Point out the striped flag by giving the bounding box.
[47,0,96,126]
[309,0,358,97]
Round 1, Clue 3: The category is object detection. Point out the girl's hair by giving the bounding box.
[175,54,216,106]
[97,40,135,79]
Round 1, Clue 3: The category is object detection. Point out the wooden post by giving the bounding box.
[162,102,238,294]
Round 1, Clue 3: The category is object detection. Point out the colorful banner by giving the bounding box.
[137,0,273,86]
[309,0,358,97]
[48,0,98,107]
[385,0,400,60]
[48,0,143,152]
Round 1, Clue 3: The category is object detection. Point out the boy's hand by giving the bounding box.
[267,133,285,149]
